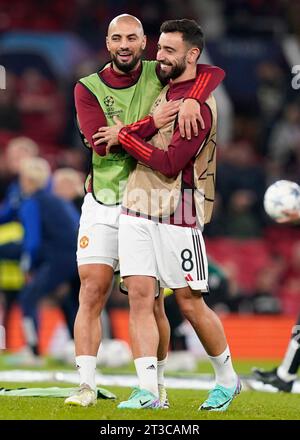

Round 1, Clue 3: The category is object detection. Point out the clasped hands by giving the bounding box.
[92,98,205,155]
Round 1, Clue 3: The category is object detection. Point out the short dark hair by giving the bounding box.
[160,19,204,54]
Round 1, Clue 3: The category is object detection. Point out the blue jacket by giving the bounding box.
[0,181,22,224]
[19,189,79,269]
[0,178,53,224]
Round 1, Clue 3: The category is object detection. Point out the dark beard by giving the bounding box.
[111,52,142,73]
[159,59,186,81]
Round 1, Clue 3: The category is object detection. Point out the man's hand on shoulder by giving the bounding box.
[178,99,205,140]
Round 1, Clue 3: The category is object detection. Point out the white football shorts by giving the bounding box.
[119,214,209,292]
[77,193,120,269]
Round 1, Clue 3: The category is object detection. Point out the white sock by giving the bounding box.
[134,356,158,397]
[76,355,97,391]
[277,339,299,382]
[157,355,168,387]
[208,346,237,388]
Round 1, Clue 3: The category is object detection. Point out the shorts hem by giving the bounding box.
[77,256,118,269]
[120,270,159,279]
[160,280,209,293]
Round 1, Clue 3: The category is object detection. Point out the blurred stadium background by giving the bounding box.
[0,0,300,410]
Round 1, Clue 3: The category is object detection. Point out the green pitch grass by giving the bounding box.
[0,356,280,374]
[0,382,299,420]
[0,357,299,420]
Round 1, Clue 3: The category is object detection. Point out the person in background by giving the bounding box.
[52,168,84,339]
[0,137,40,351]
[17,158,78,361]
[253,208,300,391]
[0,136,39,225]
[52,168,84,213]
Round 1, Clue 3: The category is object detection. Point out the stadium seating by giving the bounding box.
[205,238,272,293]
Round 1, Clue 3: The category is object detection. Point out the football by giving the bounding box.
[263,180,300,220]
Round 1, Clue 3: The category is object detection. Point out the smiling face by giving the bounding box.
[156,31,200,82]
[106,15,146,74]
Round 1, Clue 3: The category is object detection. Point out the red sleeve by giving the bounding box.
[121,115,158,139]
[74,82,107,156]
[118,103,212,178]
[186,64,225,103]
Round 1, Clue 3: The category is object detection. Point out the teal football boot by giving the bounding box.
[199,377,241,411]
[118,387,161,409]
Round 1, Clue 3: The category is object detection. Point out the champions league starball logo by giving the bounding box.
[104,95,115,107]
[103,95,123,120]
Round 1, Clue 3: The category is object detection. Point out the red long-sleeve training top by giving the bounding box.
[118,78,214,227]
[74,62,224,156]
